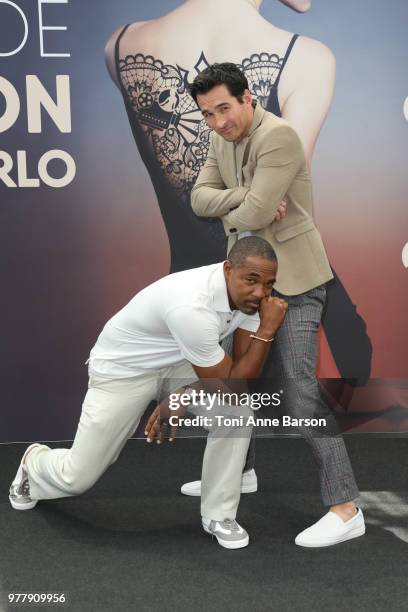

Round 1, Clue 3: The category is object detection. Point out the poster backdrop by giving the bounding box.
[1,0,407,441]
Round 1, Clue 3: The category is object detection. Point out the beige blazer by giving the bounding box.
[191,102,333,295]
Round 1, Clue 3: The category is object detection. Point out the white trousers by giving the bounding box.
[25,362,252,521]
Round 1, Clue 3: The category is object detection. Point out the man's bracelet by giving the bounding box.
[250,334,274,343]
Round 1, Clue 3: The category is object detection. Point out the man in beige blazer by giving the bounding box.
[187,63,365,548]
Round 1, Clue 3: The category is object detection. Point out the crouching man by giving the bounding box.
[9,236,286,549]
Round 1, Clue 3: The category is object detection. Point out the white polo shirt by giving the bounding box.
[88,262,260,378]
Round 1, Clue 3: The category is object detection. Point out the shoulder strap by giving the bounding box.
[274,34,299,88]
[114,24,131,91]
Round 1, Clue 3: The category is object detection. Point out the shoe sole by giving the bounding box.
[295,524,366,548]
[8,496,38,511]
[181,483,258,497]
[202,525,249,549]
[22,443,42,464]
[8,443,42,511]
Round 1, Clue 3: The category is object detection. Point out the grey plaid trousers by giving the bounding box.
[245,284,359,506]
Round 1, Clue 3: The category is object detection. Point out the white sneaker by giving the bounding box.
[9,443,42,511]
[202,517,249,549]
[295,508,365,548]
[181,469,258,497]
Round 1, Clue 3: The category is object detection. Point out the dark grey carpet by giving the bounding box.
[1,437,407,612]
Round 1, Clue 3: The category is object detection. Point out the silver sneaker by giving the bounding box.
[9,444,40,510]
[202,517,249,549]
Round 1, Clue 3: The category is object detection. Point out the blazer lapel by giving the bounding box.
[233,102,266,186]
[234,139,248,186]
[217,102,266,188]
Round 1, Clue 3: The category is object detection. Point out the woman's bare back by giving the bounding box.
[105,5,316,204]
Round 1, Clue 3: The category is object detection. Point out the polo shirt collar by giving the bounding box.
[211,263,232,313]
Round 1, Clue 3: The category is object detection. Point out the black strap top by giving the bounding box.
[114,28,299,272]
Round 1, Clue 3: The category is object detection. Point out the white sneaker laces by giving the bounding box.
[220,519,239,531]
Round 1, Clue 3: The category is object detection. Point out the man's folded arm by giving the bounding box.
[222,126,303,233]
[166,307,272,382]
[192,327,273,382]
[191,134,249,217]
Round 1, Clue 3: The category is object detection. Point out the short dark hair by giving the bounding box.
[189,63,249,104]
[228,236,277,267]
